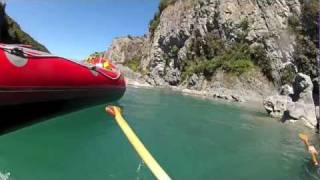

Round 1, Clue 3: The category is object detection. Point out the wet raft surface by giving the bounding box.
[0,88,319,180]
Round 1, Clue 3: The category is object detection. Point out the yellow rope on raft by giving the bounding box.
[106,106,171,180]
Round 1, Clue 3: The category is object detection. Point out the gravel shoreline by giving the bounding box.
[126,77,265,110]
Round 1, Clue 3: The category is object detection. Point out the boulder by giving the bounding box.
[188,73,205,91]
[290,73,316,126]
[106,36,147,64]
[264,73,317,127]
[231,95,244,102]
[287,101,317,126]
[263,95,289,118]
[211,88,245,102]
[280,84,293,96]
[188,74,199,87]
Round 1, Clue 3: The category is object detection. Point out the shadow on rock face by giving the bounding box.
[312,78,319,106]
[280,110,291,123]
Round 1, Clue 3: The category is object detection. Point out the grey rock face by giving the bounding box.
[105,0,312,106]
[106,36,147,64]
[145,0,301,84]
[106,0,302,91]
[165,68,181,85]
[287,101,317,126]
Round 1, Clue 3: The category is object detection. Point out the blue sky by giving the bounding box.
[6,0,159,60]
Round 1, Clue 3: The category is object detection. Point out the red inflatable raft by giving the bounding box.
[0,44,126,106]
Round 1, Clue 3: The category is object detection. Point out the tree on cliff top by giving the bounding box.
[291,0,319,80]
[0,3,49,52]
[149,0,177,37]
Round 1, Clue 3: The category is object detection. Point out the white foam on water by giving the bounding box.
[136,160,144,173]
[304,165,320,180]
[0,171,10,180]
[136,160,145,180]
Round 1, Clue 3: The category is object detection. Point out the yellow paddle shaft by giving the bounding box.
[108,106,171,180]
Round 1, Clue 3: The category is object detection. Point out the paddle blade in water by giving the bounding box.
[299,133,309,144]
[299,133,319,166]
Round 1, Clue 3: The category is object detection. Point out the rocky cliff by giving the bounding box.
[107,36,148,65]
[0,3,48,52]
[106,0,318,103]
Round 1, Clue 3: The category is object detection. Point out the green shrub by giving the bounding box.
[288,15,300,29]
[301,0,318,45]
[159,0,176,12]
[239,18,249,32]
[290,0,319,80]
[204,34,225,58]
[181,61,197,81]
[250,45,274,81]
[181,41,255,79]
[226,58,254,75]
[124,57,141,72]
[149,12,161,36]
[170,45,179,57]
[294,36,318,78]
[280,65,296,85]
[187,34,225,60]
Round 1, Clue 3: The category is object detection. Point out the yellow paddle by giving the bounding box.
[299,133,319,166]
[106,106,171,180]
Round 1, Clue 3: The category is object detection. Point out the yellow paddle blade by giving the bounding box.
[299,133,311,147]
[299,133,308,142]
[299,133,319,166]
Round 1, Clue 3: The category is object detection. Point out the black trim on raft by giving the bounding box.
[0,86,125,92]
[0,86,126,106]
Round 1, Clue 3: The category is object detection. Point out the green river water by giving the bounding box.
[0,87,319,180]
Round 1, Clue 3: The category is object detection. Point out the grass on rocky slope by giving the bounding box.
[181,42,255,81]
[123,57,141,72]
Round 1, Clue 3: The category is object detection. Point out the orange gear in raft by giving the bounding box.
[102,58,116,70]
[103,60,110,69]
[85,56,115,71]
